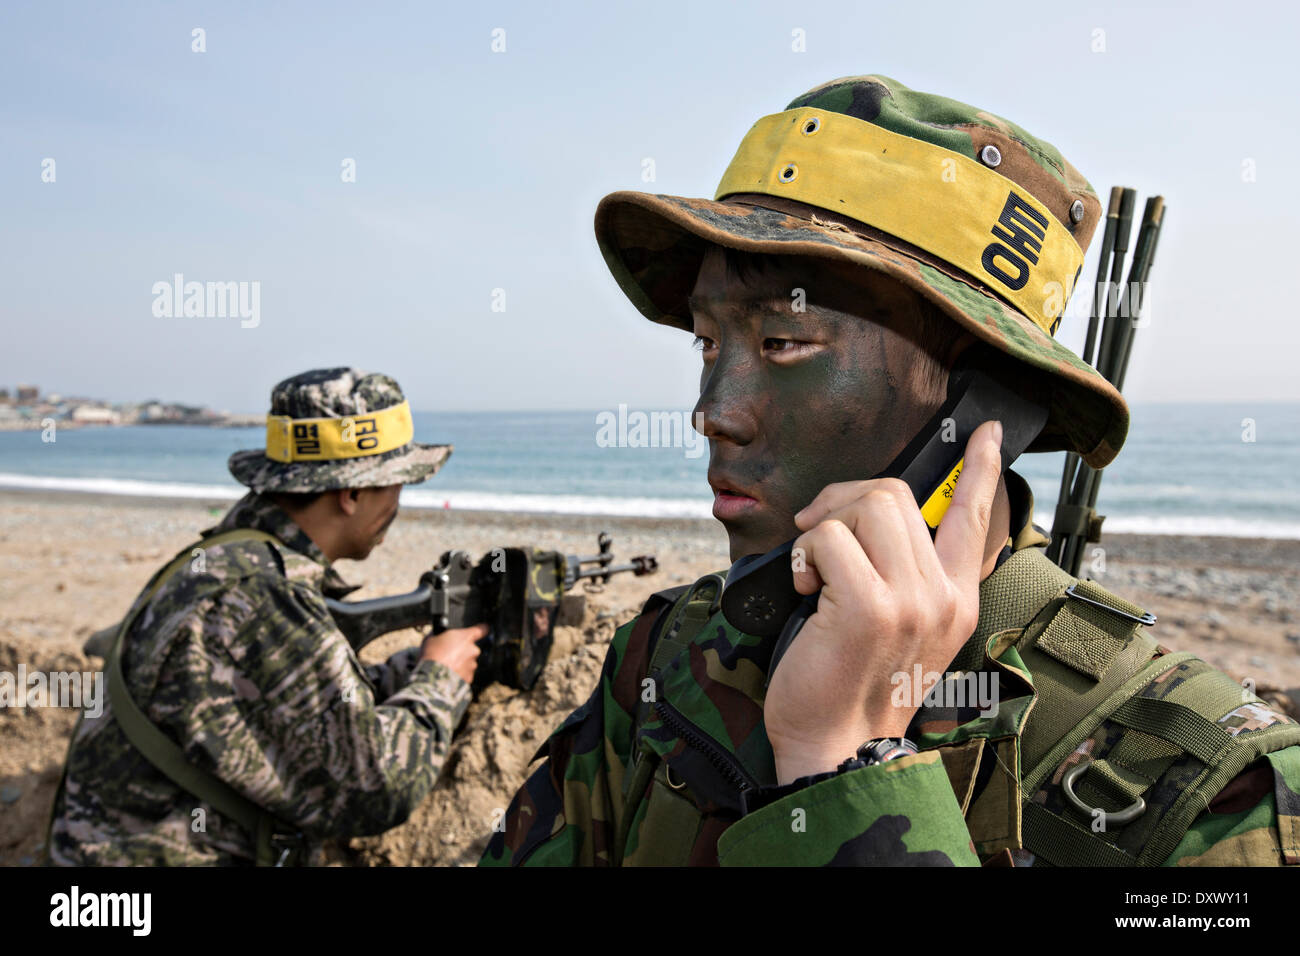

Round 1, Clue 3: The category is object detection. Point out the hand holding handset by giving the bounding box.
[720,355,1049,682]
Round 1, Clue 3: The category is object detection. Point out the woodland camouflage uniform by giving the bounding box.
[482,76,1300,867]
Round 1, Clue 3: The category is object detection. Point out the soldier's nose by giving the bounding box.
[693,362,757,447]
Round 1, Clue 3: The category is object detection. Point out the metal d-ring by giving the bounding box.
[664,766,688,791]
[1062,758,1146,826]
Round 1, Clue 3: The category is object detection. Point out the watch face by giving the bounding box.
[862,738,917,764]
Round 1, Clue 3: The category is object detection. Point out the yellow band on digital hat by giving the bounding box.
[265,401,414,463]
[714,108,1085,335]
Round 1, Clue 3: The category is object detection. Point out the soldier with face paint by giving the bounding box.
[483,76,1300,867]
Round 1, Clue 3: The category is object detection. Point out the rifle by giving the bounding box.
[325,533,658,695]
[1048,186,1166,576]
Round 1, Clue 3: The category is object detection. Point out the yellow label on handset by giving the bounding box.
[919,457,964,529]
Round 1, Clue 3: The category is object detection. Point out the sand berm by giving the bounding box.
[1,490,1297,866]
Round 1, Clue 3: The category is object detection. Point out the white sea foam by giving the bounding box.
[0,473,713,519]
[1031,511,1300,540]
[2,473,1298,538]
[400,488,714,519]
[0,473,244,500]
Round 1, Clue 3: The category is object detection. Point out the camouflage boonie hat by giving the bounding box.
[595,75,1128,467]
[228,367,451,493]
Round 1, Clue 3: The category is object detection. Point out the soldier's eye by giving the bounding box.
[692,335,716,352]
[763,338,814,357]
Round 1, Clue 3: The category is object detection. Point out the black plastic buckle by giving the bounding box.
[270,832,305,867]
[1065,584,1157,626]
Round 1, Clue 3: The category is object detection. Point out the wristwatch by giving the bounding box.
[740,737,921,815]
[836,737,920,773]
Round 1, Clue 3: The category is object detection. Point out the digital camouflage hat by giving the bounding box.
[228,368,451,493]
[595,74,1128,468]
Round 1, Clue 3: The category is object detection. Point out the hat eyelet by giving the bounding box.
[979,144,1002,168]
[778,163,798,183]
[801,116,820,136]
[1069,199,1085,224]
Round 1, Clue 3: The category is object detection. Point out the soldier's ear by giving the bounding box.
[336,487,361,517]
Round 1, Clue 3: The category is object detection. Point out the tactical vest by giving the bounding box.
[619,546,1300,866]
[48,529,308,866]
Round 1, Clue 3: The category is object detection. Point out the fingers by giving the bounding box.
[464,640,482,681]
[796,478,936,583]
[933,420,1003,590]
[827,487,923,582]
[442,622,490,642]
[792,517,879,596]
[448,638,481,684]
[795,480,876,531]
[795,420,1003,592]
[420,622,487,682]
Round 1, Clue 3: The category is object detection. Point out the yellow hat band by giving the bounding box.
[265,401,414,463]
[714,108,1085,335]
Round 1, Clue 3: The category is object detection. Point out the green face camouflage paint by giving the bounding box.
[689,247,948,559]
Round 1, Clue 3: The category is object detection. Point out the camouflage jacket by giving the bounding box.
[483,474,1300,866]
[49,492,470,866]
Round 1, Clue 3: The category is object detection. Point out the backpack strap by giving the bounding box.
[954,547,1300,867]
[1022,664,1300,866]
[614,573,725,863]
[1000,554,1300,866]
[646,573,726,681]
[49,529,305,866]
[1015,581,1164,788]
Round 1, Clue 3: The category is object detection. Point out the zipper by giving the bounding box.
[653,699,759,795]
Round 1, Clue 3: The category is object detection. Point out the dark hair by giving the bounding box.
[270,490,327,512]
[719,247,970,403]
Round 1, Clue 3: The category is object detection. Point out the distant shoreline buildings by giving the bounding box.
[0,384,261,431]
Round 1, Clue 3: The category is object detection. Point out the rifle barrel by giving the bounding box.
[1081,185,1125,368]
[1095,188,1137,383]
[1049,186,1126,566]
[571,557,658,582]
[1115,198,1165,392]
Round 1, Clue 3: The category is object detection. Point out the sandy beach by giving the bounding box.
[2,488,1297,866]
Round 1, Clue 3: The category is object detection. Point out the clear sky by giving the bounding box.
[2,0,1297,413]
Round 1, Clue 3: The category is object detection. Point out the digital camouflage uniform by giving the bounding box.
[482,76,1300,866]
[49,368,468,865]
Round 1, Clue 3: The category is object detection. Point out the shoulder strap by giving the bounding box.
[1001,558,1300,866]
[51,529,301,866]
[614,573,725,863]
[646,573,726,680]
[1023,668,1300,866]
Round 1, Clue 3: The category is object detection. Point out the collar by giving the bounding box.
[1006,468,1050,552]
[204,492,361,598]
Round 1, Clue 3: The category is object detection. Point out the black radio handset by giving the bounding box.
[719,359,1049,683]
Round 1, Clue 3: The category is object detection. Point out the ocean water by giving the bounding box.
[0,405,1297,538]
